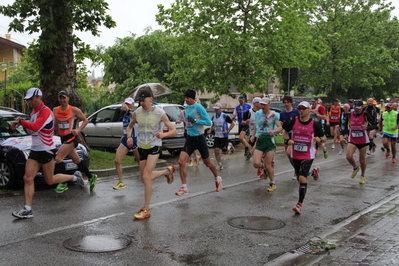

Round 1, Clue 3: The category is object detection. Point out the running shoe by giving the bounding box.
[372,143,376,153]
[393,158,397,163]
[12,208,33,219]
[381,147,385,152]
[323,148,328,159]
[292,203,302,214]
[292,175,297,180]
[339,149,344,155]
[113,182,126,190]
[215,176,223,192]
[246,152,252,160]
[351,166,359,178]
[312,167,320,181]
[386,151,390,158]
[257,168,262,176]
[74,171,84,187]
[133,207,151,219]
[175,187,188,196]
[218,163,224,170]
[331,144,335,149]
[367,150,372,155]
[54,183,68,193]
[89,174,98,191]
[244,147,249,156]
[195,156,201,166]
[188,158,194,167]
[260,169,269,180]
[267,183,276,192]
[165,165,175,184]
[359,176,366,184]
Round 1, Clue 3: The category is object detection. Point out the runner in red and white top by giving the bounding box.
[326,98,342,149]
[11,88,85,219]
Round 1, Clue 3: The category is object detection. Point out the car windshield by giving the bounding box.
[163,106,182,122]
[0,115,28,137]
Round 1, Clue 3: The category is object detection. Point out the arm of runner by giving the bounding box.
[126,112,137,147]
[20,107,52,132]
[155,114,177,139]
[72,107,89,135]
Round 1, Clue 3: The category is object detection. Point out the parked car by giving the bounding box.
[81,103,186,154]
[270,101,284,111]
[0,109,90,189]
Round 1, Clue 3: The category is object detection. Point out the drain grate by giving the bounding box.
[63,235,132,253]
[227,216,286,231]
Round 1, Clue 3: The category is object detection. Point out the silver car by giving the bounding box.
[81,103,186,154]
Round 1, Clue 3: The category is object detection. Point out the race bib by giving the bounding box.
[351,131,364,138]
[331,116,338,120]
[58,121,69,129]
[294,142,308,152]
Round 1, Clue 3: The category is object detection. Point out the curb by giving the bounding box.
[91,159,168,178]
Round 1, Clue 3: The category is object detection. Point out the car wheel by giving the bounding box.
[0,159,16,189]
[168,149,181,156]
[205,133,215,148]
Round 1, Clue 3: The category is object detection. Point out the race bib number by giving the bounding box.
[294,142,308,152]
[215,125,223,132]
[58,121,69,129]
[331,115,338,120]
[351,131,364,138]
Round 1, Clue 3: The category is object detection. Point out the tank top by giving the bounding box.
[212,112,229,138]
[54,105,74,137]
[135,105,165,149]
[248,108,257,135]
[348,111,369,144]
[329,105,341,123]
[382,110,399,135]
[122,112,138,138]
[291,117,316,160]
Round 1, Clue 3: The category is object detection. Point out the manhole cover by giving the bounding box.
[227,216,285,230]
[63,235,132,253]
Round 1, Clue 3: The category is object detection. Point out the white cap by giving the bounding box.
[298,101,311,109]
[259,97,270,104]
[124,97,134,104]
[24,88,42,99]
[252,97,261,103]
[213,103,222,109]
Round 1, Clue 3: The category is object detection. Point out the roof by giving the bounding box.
[0,37,26,51]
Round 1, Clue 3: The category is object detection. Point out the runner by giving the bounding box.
[11,88,84,219]
[232,95,252,157]
[279,95,299,180]
[126,90,177,219]
[176,89,222,196]
[53,90,97,193]
[338,104,351,155]
[250,97,282,192]
[208,103,235,170]
[310,96,328,159]
[242,97,261,160]
[379,103,399,163]
[113,97,140,190]
[364,98,380,155]
[283,101,326,214]
[326,98,341,149]
[344,100,376,184]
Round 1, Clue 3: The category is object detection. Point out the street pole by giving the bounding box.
[4,68,6,106]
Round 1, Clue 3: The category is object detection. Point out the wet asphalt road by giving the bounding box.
[1,137,398,265]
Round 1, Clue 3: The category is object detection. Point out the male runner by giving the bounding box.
[232,95,252,157]
[326,98,342,149]
[363,98,380,155]
[379,103,399,163]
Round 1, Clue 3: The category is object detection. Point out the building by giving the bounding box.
[0,34,26,79]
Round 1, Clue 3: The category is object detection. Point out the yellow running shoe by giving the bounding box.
[359,176,366,184]
[351,167,359,178]
[113,182,126,190]
[267,183,276,192]
[134,207,151,219]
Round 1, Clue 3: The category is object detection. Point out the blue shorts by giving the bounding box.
[121,135,138,150]
[382,133,398,141]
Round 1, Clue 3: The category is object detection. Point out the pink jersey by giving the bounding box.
[20,103,55,151]
[348,111,369,144]
[291,117,316,160]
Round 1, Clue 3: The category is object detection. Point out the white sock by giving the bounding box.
[25,205,32,211]
[181,184,187,190]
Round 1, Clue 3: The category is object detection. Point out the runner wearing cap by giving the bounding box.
[112,97,140,190]
[207,103,235,170]
[125,90,177,219]
[279,95,299,180]
[343,100,376,184]
[53,90,98,193]
[326,99,342,149]
[364,98,380,155]
[310,96,328,159]
[242,97,262,160]
[232,95,252,157]
[283,101,325,214]
[379,103,399,163]
[338,104,351,155]
[11,88,84,219]
[250,97,282,192]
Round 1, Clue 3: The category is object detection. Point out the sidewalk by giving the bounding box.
[91,160,167,177]
[267,192,399,266]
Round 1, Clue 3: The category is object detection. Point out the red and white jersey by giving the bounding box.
[20,103,55,151]
[348,110,369,145]
[291,117,316,160]
[329,105,341,123]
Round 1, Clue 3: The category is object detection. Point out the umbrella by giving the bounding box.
[129,83,172,101]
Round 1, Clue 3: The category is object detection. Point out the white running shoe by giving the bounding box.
[339,149,344,155]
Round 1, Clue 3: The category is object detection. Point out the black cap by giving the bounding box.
[58,91,68,98]
[184,89,196,100]
[333,98,339,102]
[354,100,363,109]
[311,96,318,102]
[138,90,152,101]
[348,99,354,103]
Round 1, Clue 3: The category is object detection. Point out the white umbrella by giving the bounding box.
[129,83,172,100]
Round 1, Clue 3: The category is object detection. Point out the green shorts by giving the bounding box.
[255,134,276,153]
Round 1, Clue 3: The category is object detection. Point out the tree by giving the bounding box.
[156,0,318,97]
[300,0,399,99]
[0,0,116,109]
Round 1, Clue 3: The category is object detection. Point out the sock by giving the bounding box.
[369,139,374,150]
[298,183,308,203]
[78,161,92,179]
[25,205,32,211]
[354,166,359,170]
[119,178,124,182]
[72,175,78,182]
[181,184,187,190]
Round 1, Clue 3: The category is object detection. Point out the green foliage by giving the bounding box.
[89,149,137,170]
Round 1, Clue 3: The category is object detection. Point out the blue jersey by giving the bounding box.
[234,103,252,125]
[185,103,212,136]
[279,108,299,130]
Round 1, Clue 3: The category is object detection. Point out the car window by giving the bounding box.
[163,106,182,122]
[94,108,118,123]
[0,115,28,137]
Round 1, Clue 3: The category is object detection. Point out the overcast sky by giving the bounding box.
[1,0,399,75]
